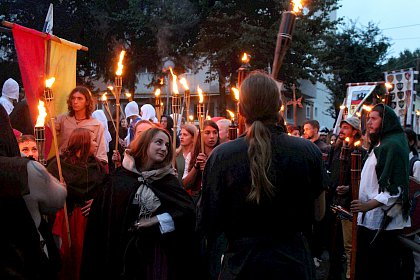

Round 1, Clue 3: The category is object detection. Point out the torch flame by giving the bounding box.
[197,85,204,103]
[385,82,393,90]
[35,100,47,127]
[226,109,235,120]
[362,105,372,112]
[160,78,164,85]
[189,115,194,121]
[45,77,55,88]
[155,88,161,97]
[125,92,132,98]
[241,53,250,64]
[179,78,189,91]
[340,105,346,110]
[354,140,361,147]
[416,110,420,116]
[115,50,126,76]
[281,105,285,112]
[292,0,303,13]
[345,137,350,143]
[107,85,114,91]
[231,87,239,101]
[101,93,107,102]
[169,67,179,95]
[206,115,211,120]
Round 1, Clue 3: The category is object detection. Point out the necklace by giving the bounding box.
[75,117,86,124]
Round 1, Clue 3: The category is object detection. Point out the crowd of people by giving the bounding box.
[0,72,418,280]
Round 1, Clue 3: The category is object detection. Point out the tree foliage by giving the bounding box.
[320,22,390,119]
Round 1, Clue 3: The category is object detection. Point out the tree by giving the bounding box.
[320,22,390,120]
[194,0,341,115]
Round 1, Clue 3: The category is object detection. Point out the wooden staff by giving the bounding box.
[349,145,362,280]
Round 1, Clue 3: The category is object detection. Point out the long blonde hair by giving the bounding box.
[240,71,281,204]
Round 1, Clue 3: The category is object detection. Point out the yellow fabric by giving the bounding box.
[46,40,77,159]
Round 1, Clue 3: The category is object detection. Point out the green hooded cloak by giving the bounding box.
[372,104,409,218]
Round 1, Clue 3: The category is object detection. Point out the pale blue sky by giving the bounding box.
[337,0,420,58]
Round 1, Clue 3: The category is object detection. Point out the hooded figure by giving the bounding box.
[92,110,112,153]
[124,101,141,146]
[352,104,411,280]
[0,78,19,115]
[141,104,158,123]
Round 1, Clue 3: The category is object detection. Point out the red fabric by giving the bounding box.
[53,207,88,280]
[12,24,46,125]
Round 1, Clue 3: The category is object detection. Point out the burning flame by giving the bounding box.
[340,105,346,110]
[169,67,179,95]
[362,105,372,112]
[107,85,114,91]
[281,105,285,112]
[197,85,204,103]
[354,140,361,147]
[101,93,107,102]
[292,0,303,13]
[155,88,161,97]
[241,53,250,64]
[416,110,420,116]
[231,87,239,101]
[385,82,393,90]
[160,78,164,85]
[226,109,235,120]
[125,92,132,98]
[45,77,55,88]
[189,115,194,121]
[115,50,126,76]
[35,100,47,127]
[356,112,361,117]
[179,78,189,91]
[206,115,211,120]
[345,137,350,143]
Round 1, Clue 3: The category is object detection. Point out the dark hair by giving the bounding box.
[240,71,280,204]
[404,128,418,156]
[18,134,36,143]
[63,128,92,164]
[67,86,95,118]
[188,120,220,171]
[161,115,174,130]
[128,127,173,170]
[303,120,320,131]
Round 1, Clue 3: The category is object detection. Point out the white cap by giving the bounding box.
[125,101,140,118]
[2,78,19,100]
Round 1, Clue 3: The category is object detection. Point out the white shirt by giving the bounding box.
[0,96,14,115]
[357,149,411,230]
[409,152,420,181]
[182,152,191,179]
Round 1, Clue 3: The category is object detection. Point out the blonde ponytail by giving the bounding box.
[246,120,275,204]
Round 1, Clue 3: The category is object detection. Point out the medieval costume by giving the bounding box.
[355,104,411,280]
[0,104,66,279]
[80,152,198,280]
[200,125,324,280]
[55,113,108,163]
[47,155,106,280]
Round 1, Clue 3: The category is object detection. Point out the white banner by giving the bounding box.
[384,69,416,126]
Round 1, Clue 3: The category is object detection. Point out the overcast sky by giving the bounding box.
[337,0,420,58]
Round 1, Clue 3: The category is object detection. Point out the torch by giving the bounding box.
[180,78,190,124]
[101,93,117,132]
[155,88,163,121]
[170,68,181,165]
[350,140,362,280]
[232,87,245,135]
[271,0,303,79]
[44,77,72,248]
[34,100,47,165]
[227,109,237,140]
[384,82,394,107]
[114,50,126,152]
[197,85,205,153]
[238,53,251,88]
